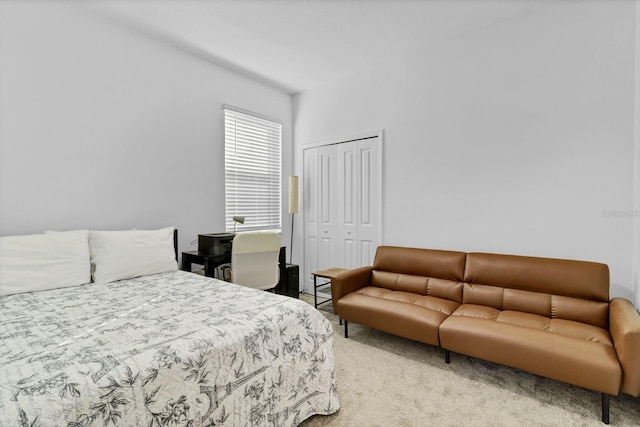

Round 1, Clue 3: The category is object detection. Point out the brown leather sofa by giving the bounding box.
[332,246,640,424]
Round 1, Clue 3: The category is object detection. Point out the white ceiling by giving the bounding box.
[87,1,557,94]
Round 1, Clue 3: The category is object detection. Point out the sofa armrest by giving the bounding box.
[331,266,373,315]
[610,297,640,396]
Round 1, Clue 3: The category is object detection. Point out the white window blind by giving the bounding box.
[224,107,282,233]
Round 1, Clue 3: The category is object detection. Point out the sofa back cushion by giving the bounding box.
[463,252,610,329]
[374,246,466,280]
[371,246,466,302]
[464,253,609,301]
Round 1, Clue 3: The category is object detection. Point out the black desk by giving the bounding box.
[181,251,226,278]
[181,246,298,298]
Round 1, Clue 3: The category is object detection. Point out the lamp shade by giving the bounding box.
[288,176,299,214]
[233,215,245,224]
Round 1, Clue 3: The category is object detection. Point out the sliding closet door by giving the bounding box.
[303,135,382,293]
[337,142,358,269]
[303,148,319,286]
[355,137,380,267]
[303,145,338,292]
[317,145,338,270]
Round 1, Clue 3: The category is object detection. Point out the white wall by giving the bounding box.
[294,1,636,300]
[0,2,293,255]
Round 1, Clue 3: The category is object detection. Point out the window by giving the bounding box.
[224,106,282,233]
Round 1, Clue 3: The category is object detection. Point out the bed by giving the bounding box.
[0,227,339,426]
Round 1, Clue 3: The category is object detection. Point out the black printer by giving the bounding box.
[197,233,234,263]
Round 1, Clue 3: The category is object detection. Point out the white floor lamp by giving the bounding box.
[288,176,299,264]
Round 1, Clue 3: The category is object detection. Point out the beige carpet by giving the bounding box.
[298,293,640,427]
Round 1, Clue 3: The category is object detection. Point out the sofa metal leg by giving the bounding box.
[339,318,342,325]
[344,321,348,338]
[602,393,610,424]
[445,349,450,364]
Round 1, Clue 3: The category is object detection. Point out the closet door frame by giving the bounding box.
[301,130,383,293]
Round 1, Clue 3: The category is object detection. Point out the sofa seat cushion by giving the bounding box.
[549,318,613,346]
[356,286,460,315]
[451,304,613,346]
[440,308,621,394]
[337,286,460,346]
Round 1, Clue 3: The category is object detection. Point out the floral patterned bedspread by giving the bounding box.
[0,270,339,426]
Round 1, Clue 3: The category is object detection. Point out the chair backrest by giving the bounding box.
[231,231,281,290]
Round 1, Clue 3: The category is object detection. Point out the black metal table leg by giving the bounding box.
[313,275,318,308]
[602,393,609,424]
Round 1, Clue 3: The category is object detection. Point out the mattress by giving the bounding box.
[0,270,339,426]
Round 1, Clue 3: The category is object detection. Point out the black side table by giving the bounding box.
[181,251,227,278]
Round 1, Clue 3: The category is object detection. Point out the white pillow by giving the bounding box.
[0,230,91,297]
[90,227,177,285]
